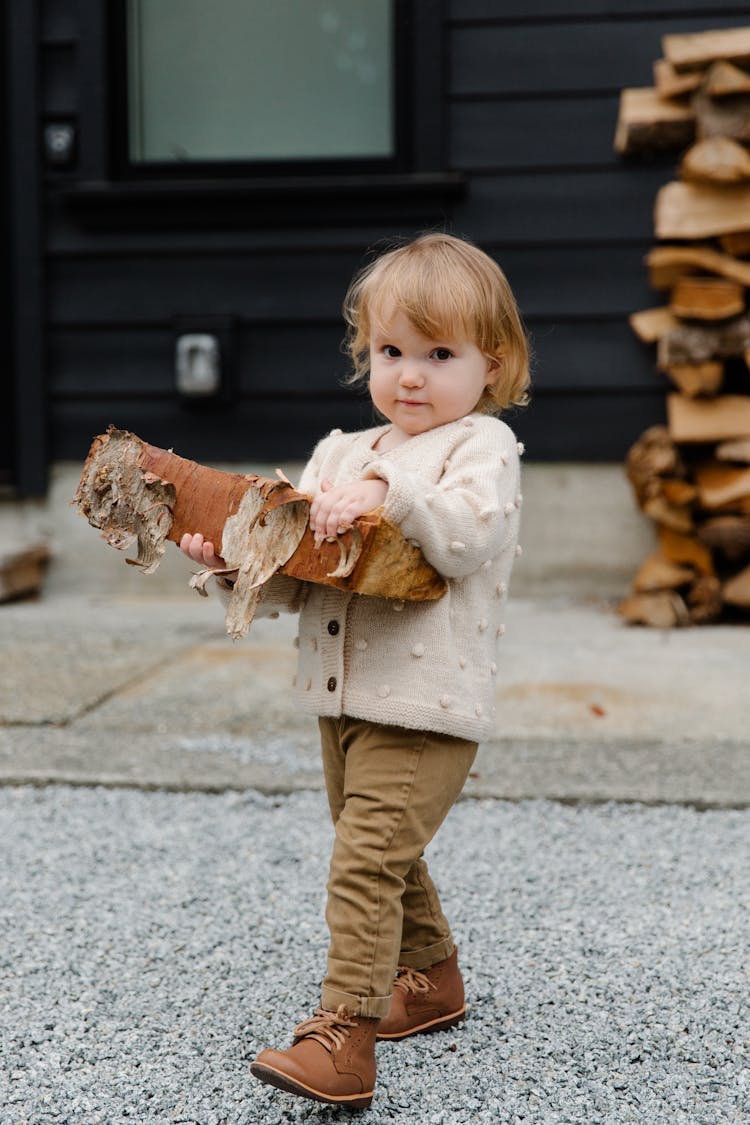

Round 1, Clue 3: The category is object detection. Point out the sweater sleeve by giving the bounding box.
[364,419,521,578]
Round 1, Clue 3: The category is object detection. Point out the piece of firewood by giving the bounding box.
[629,306,680,343]
[663,27,750,73]
[664,362,724,398]
[614,88,695,155]
[698,515,750,562]
[0,544,50,603]
[659,526,714,576]
[703,60,750,98]
[723,561,750,607]
[625,425,686,508]
[715,437,750,462]
[685,573,724,624]
[632,552,694,593]
[719,231,750,256]
[74,427,446,639]
[679,136,750,184]
[658,315,750,367]
[667,393,750,443]
[653,58,705,99]
[618,591,689,628]
[694,462,750,509]
[655,181,750,240]
[647,244,750,290]
[670,277,744,321]
[693,87,750,143]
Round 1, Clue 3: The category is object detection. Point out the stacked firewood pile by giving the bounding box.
[615,25,750,626]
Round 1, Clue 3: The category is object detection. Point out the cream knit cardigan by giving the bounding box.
[252,412,522,742]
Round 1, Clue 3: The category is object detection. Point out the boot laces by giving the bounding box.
[292,1004,358,1053]
[393,965,438,997]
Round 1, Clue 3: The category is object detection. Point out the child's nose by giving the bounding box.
[399,362,426,387]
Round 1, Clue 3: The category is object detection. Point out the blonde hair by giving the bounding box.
[342,232,530,413]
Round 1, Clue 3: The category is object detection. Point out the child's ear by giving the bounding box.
[485,355,502,387]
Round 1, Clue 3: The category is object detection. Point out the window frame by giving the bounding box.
[109,0,414,181]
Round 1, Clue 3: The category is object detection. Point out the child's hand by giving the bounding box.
[309,478,388,542]
[179,532,227,570]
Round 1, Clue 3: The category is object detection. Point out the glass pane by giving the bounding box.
[127,0,394,163]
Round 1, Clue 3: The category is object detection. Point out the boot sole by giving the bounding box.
[376,1005,466,1041]
[249,1061,373,1110]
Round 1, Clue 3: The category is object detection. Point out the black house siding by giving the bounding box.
[10,1,750,490]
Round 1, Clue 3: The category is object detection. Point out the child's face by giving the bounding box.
[369,309,497,443]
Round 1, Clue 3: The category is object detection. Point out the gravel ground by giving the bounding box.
[0,786,748,1125]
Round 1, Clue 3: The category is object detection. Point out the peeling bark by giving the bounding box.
[74,427,446,636]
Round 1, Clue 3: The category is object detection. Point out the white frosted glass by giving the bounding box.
[128,0,394,162]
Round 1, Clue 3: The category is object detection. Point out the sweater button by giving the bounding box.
[327,676,337,692]
[327,620,340,636]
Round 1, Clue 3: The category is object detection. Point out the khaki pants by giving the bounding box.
[318,715,477,1019]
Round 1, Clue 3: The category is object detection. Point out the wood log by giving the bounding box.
[679,136,750,184]
[694,462,750,509]
[625,425,686,507]
[0,544,50,603]
[657,315,750,367]
[628,306,680,344]
[723,561,750,607]
[685,573,723,624]
[632,552,694,593]
[653,58,705,99]
[719,231,750,256]
[664,362,724,398]
[693,87,750,143]
[669,277,744,321]
[647,244,750,290]
[614,88,694,155]
[74,427,447,639]
[703,60,750,98]
[617,591,689,628]
[655,181,750,240]
[667,393,750,442]
[698,515,750,561]
[715,437,750,462]
[663,27,750,72]
[659,526,714,575]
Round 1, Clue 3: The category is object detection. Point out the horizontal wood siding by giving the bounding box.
[39,1,750,466]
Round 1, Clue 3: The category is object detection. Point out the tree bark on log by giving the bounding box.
[74,427,447,638]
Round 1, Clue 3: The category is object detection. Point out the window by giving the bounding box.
[118,0,408,175]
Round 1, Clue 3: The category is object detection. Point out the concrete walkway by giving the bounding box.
[1,584,748,807]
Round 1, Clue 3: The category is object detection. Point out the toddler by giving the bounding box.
[181,232,530,1110]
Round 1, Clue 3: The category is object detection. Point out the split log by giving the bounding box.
[663,362,724,398]
[614,88,695,155]
[647,244,750,290]
[685,574,723,623]
[702,60,750,99]
[632,552,694,593]
[719,231,750,256]
[74,427,446,639]
[0,543,50,603]
[659,526,714,575]
[693,87,750,143]
[694,462,750,509]
[667,393,750,442]
[655,181,750,240]
[715,437,750,462]
[628,306,680,344]
[669,276,744,321]
[653,58,705,99]
[624,425,686,507]
[679,136,750,184]
[698,515,750,562]
[723,561,750,607]
[617,591,690,628]
[663,27,750,73]
[657,314,750,367]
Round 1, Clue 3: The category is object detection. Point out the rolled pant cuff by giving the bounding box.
[398,937,455,972]
[321,987,392,1020]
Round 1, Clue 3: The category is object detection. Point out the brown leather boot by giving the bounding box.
[377,946,466,1041]
[250,1004,379,1109]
